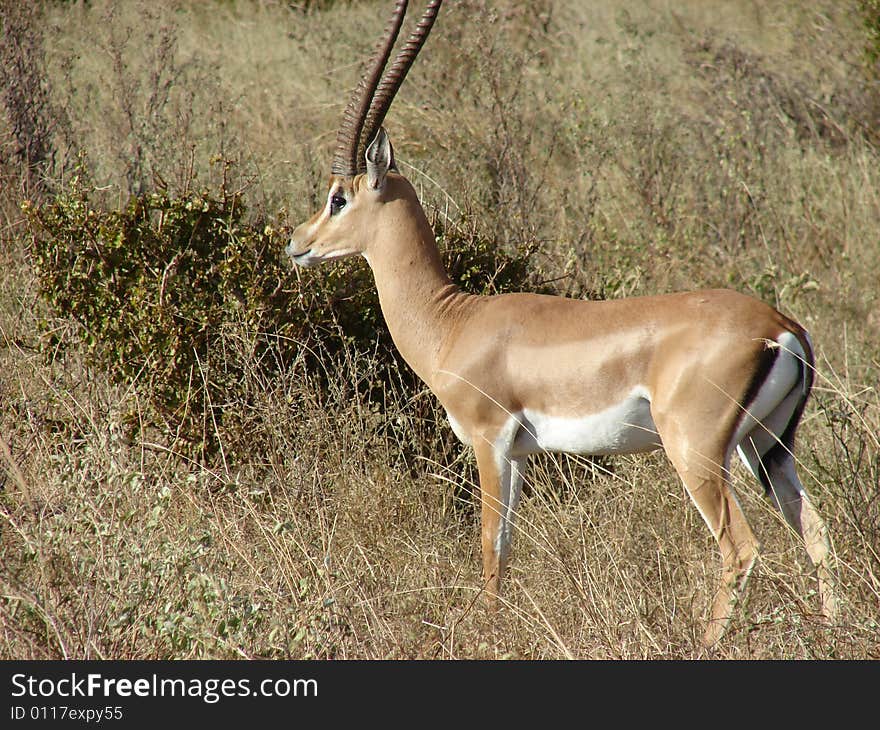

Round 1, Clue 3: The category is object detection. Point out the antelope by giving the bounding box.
[287,0,837,646]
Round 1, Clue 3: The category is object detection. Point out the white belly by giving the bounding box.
[514,386,660,456]
[445,387,661,456]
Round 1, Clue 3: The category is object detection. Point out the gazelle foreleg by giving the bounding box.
[473,423,526,606]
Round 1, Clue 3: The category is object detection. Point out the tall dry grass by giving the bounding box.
[1,0,878,658]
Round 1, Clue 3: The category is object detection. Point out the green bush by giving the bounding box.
[861,0,880,66]
[25,172,537,459]
[26,174,304,455]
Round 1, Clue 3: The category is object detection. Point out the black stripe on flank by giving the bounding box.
[740,340,780,422]
[737,341,780,495]
[740,335,813,494]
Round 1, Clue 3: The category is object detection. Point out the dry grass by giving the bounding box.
[1,0,878,659]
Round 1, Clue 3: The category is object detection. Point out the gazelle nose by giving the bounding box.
[286,223,311,262]
[284,239,300,260]
[286,226,320,267]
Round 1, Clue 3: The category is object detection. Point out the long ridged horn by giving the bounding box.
[331,0,409,178]
[358,0,443,173]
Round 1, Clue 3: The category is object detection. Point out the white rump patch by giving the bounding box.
[730,331,804,467]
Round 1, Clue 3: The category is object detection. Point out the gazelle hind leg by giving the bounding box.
[688,471,759,647]
[738,435,838,621]
[659,427,760,646]
[769,454,838,621]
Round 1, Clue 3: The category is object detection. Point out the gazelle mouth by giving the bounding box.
[290,248,316,267]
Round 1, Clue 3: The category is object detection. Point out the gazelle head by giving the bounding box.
[287,0,442,268]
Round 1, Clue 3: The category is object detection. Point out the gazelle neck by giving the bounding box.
[363,176,468,383]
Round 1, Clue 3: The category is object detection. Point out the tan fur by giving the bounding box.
[289,169,836,646]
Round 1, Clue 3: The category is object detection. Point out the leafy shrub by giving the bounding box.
[25,172,536,459]
[861,0,880,66]
[26,173,303,455]
[858,0,880,142]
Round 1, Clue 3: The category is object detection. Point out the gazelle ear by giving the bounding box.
[365,127,395,190]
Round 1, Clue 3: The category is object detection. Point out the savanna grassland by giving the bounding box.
[0,0,878,659]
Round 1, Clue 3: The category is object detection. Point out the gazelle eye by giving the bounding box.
[329,193,347,216]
